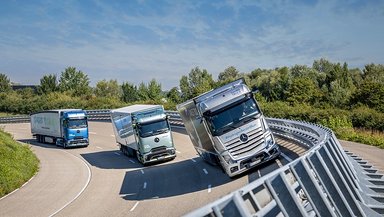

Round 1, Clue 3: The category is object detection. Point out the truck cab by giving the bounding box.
[60,111,89,147]
[111,105,176,165]
[133,112,175,164]
[177,79,280,177]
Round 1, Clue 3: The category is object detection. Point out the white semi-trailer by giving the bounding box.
[30,109,89,148]
[177,78,280,177]
[111,105,176,165]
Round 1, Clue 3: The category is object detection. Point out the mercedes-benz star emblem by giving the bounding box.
[240,133,248,143]
[154,137,160,143]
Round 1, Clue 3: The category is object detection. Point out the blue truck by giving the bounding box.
[30,109,89,148]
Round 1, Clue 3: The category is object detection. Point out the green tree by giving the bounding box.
[58,67,91,96]
[166,87,181,103]
[94,79,121,98]
[0,73,11,92]
[363,63,384,84]
[147,79,162,101]
[255,68,289,102]
[137,82,149,101]
[38,74,58,94]
[352,80,384,112]
[121,82,138,103]
[286,77,320,105]
[217,66,240,85]
[179,67,214,100]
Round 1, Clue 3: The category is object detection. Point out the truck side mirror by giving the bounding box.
[251,86,259,93]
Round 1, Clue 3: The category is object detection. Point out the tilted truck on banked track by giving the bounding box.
[177,78,280,177]
[30,109,89,148]
[111,104,176,165]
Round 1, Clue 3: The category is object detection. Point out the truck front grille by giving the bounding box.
[146,146,174,161]
[225,127,264,159]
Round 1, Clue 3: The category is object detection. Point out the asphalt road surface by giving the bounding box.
[0,121,379,217]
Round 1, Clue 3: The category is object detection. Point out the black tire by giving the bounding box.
[127,147,136,157]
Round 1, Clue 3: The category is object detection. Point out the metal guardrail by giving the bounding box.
[186,118,384,217]
[0,110,112,123]
[1,110,383,216]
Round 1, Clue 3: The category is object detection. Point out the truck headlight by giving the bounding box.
[265,135,274,149]
[222,152,232,164]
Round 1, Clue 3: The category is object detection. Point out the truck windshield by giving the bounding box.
[138,120,170,138]
[68,119,88,129]
[204,97,260,136]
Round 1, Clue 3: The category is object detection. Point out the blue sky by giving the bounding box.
[1,0,383,90]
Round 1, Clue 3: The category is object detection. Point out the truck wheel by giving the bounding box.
[127,147,135,157]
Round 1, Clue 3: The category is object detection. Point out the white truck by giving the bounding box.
[30,109,89,148]
[111,105,176,165]
[177,79,280,177]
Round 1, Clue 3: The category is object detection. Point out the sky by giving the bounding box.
[1,0,384,90]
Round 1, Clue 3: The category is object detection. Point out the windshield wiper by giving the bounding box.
[239,112,258,122]
[153,128,169,135]
[140,131,153,137]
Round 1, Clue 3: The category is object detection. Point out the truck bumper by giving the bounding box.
[142,147,176,164]
[225,143,280,177]
[66,139,89,148]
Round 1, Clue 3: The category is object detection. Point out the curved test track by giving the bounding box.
[0,122,314,216]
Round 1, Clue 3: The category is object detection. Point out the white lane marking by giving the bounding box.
[129,159,136,164]
[143,182,147,189]
[96,146,102,149]
[258,170,261,178]
[191,158,196,163]
[176,150,181,154]
[130,201,139,212]
[281,153,293,162]
[208,185,212,193]
[49,151,92,217]
[114,152,121,156]
[89,132,97,135]
[152,196,159,199]
[203,169,208,175]
[111,134,115,137]
[140,169,144,174]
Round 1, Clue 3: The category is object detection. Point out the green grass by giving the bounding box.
[0,128,39,198]
[0,112,15,117]
[335,128,384,149]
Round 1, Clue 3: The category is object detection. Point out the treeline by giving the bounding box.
[1,59,384,145]
[0,67,167,114]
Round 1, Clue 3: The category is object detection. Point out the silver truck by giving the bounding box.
[111,104,176,165]
[177,79,280,177]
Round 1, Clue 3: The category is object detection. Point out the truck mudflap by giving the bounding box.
[142,146,176,163]
[227,144,280,177]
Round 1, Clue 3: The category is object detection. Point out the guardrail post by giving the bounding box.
[266,173,307,217]
[290,159,337,217]
[308,150,356,217]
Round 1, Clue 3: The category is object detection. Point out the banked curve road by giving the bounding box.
[0,121,381,217]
